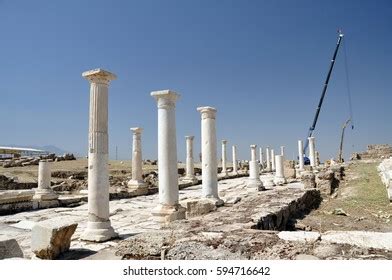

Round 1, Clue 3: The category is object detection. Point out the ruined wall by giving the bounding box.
[351,144,392,160]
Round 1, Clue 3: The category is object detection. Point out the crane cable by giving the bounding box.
[342,38,354,130]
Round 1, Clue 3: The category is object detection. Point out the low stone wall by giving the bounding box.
[377,158,392,202]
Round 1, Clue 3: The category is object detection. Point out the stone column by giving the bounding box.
[298,140,305,171]
[81,68,117,242]
[248,145,264,190]
[232,145,238,175]
[271,149,276,171]
[127,127,147,194]
[197,106,223,205]
[308,137,316,168]
[259,147,264,169]
[221,140,228,176]
[184,136,197,183]
[274,155,286,185]
[266,147,271,172]
[280,146,285,157]
[151,90,185,222]
[33,160,58,201]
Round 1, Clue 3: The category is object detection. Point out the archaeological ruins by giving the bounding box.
[0,68,392,261]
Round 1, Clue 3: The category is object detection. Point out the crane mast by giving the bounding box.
[303,31,344,154]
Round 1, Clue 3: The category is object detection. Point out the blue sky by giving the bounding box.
[0,0,391,161]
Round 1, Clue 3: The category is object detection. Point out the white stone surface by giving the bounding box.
[278,231,321,243]
[298,140,304,171]
[274,155,286,185]
[221,140,228,176]
[308,136,316,168]
[184,136,197,183]
[80,68,117,242]
[151,90,185,222]
[321,231,392,250]
[248,145,264,190]
[197,106,223,205]
[127,127,147,192]
[280,146,285,157]
[378,158,392,201]
[259,147,263,169]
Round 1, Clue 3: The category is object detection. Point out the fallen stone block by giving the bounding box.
[0,237,24,259]
[31,218,78,259]
[186,199,217,218]
[278,231,321,243]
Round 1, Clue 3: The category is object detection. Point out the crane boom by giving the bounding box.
[303,31,344,153]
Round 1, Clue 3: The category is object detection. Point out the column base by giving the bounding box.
[247,178,264,190]
[127,180,148,195]
[203,196,224,207]
[262,176,275,187]
[273,177,287,186]
[151,204,186,223]
[80,221,118,242]
[33,189,59,201]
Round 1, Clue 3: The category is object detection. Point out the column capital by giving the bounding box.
[82,68,117,85]
[222,140,227,144]
[151,90,180,109]
[308,136,315,141]
[130,127,143,134]
[250,144,257,149]
[185,135,194,140]
[197,106,217,119]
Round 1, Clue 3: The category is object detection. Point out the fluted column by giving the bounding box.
[197,106,223,205]
[248,145,264,190]
[274,155,286,185]
[298,140,304,171]
[151,90,185,222]
[308,137,316,168]
[266,147,271,172]
[221,140,228,176]
[33,160,58,201]
[127,127,147,193]
[184,136,197,183]
[232,145,238,175]
[81,68,117,242]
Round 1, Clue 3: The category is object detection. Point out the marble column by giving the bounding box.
[274,155,286,185]
[221,140,228,176]
[197,106,223,205]
[151,90,185,222]
[184,136,198,183]
[271,149,276,171]
[81,68,117,242]
[298,140,305,171]
[232,145,238,175]
[127,127,147,194]
[280,146,285,157]
[33,160,58,201]
[248,145,264,190]
[308,137,316,168]
[266,147,271,172]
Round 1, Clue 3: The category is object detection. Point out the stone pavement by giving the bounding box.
[0,174,313,259]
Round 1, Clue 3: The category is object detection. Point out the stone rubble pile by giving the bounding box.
[351,144,392,160]
[0,153,76,168]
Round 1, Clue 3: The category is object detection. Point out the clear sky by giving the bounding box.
[0,0,391,161]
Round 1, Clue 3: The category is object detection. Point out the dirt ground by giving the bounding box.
[299,160,392,232]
